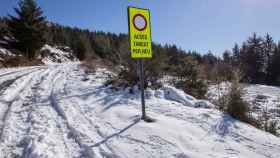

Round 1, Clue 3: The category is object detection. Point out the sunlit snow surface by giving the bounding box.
[0,48,15,57]
[40,45,79,65]
[0,64,279,158]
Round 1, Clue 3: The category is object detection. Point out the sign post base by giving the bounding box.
[139,59,155,123]
[142,115,156,123]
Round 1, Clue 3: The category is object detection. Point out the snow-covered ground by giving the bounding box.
[0,64,280,158]
[208,82,280,134]
[39,45,78,65]
[0,48,15,57]
[244,84,280,118]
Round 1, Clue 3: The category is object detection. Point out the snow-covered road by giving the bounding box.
[0,64,280,158]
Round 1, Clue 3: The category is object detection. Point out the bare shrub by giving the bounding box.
[82,57,118,74]
[215,70,256,125]
[226,79,249,122]
[104,60,138,90]
[174,56,208,99]
[106,57,164,90]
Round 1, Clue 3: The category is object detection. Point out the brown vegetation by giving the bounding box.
[2,56,43,67]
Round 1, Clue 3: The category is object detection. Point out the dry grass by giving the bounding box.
[2,56,43,67]
[82,57,120,74]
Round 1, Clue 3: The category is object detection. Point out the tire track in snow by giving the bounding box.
[0,67,42,78]
[54,66,123,157]
[58,96,118,158]
[0,68,44,94]
[18,66,80,158]
[42,65,114,158]
[56,67,150,157]
[0,68,49,157]
[16,65,93,158]
[57,68,157,158]
[0,68,45,140]
[51,67,97,157]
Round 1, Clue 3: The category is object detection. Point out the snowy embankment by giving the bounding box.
[0,64,280,158]
[0,47,15,57]
[39,45,78,65]
[0,47,15,66]
[0,44,78,66]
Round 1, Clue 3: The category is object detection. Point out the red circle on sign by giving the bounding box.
[133,14,147,31]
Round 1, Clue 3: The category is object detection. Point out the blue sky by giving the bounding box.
[1,0,280,55]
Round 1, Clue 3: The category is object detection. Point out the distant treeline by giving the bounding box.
[222,33,280,85]
[43,23,280,86]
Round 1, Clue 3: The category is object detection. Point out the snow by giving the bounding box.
[243,85,280,130]
[159,86,214,108]
[161,86,196,106]
[0,40,7,45]
[194,100,215,109]
[208,82,280,134]
[244,84,280,111]
[207,82,232,101]
[0,47,15,57]
[40,45,78,65]
[0,64,280,158]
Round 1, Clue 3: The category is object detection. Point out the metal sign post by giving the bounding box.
[128,6,153,122]
[139,59,146,120]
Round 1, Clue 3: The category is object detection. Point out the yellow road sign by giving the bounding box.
[128,7,152,59]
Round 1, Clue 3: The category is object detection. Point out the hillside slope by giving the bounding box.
[0,44,78,67]
[39,45,78,65]
[0,64,279,158]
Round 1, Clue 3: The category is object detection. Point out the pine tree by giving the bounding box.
[73,37,86,60]
[8,0,46,59]
[166,45,180,66]
[223,50,232,64]
[226,72,249,122]
[241,33,265,83]
[0,17,10,40]
[263,34,276,84]
[0,17,6,38]
[269,42,280,85]
[232,43,240,66]
[174,56,208,99]
[203,51,218,66]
